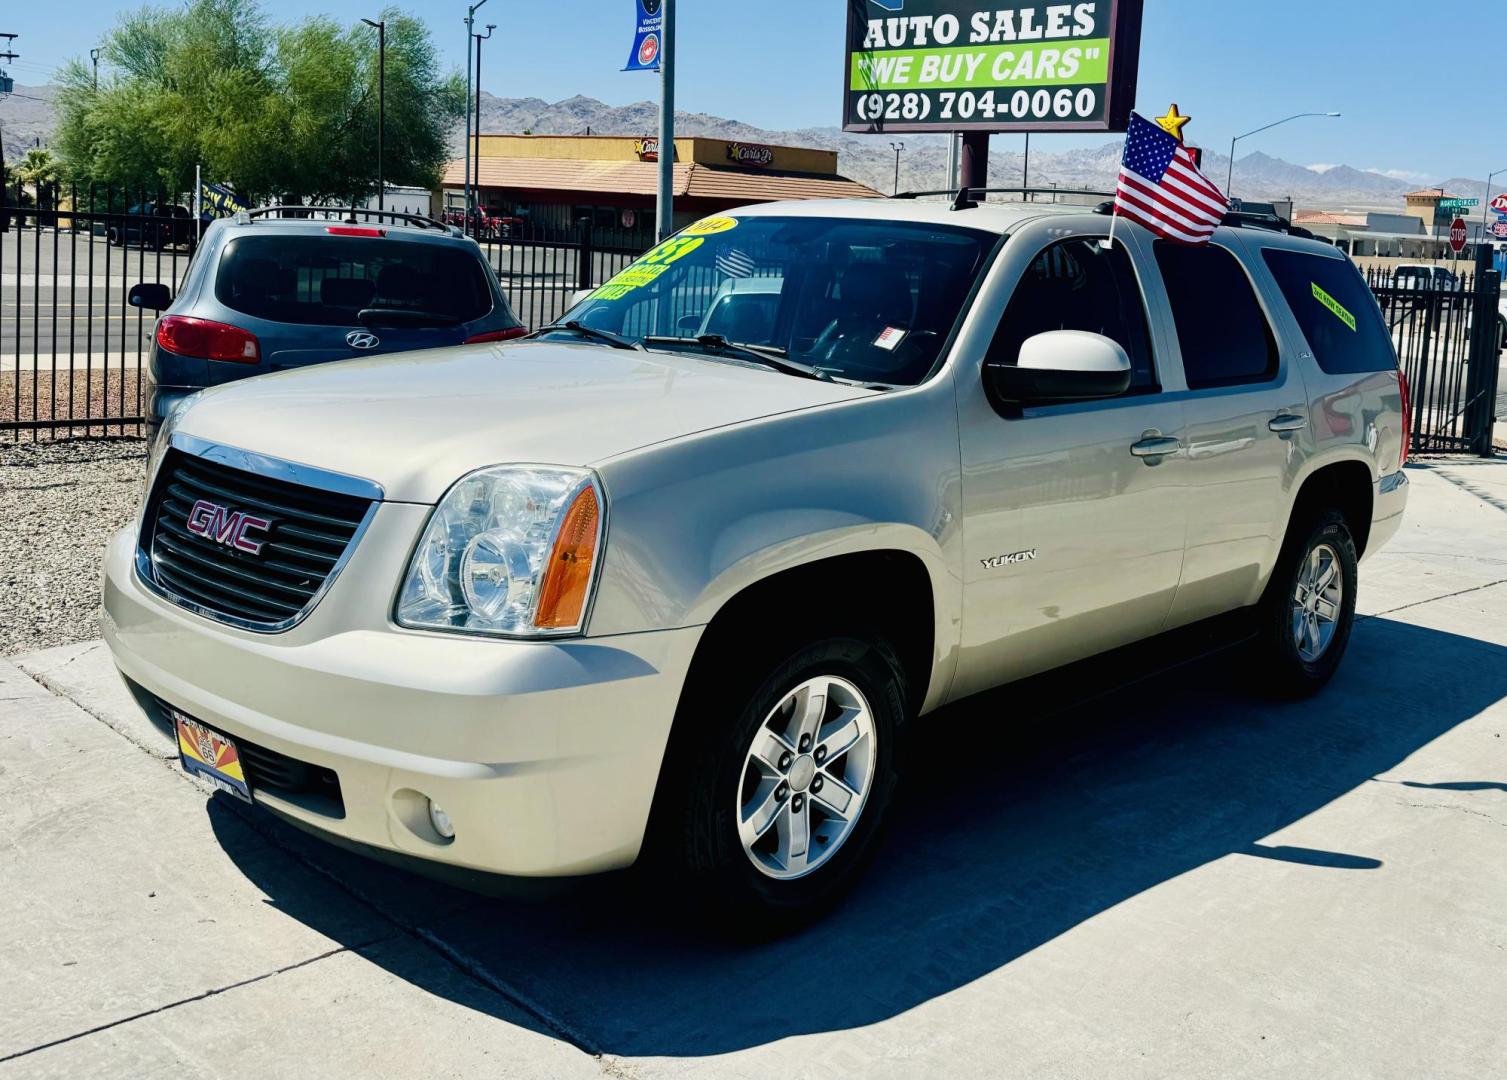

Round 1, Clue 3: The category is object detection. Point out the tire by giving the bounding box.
[657,634,904,931]
[1251,509,1359,697]
[107,227,121,246]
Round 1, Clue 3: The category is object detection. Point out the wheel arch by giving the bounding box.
[1286,454,1376,557]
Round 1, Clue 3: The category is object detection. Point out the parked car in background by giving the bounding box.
[108,202,212,251]
[1391,264,1458,291]
[127,207,527,441]
[105,201,1408,926]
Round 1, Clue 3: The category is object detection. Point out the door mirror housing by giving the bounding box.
[129,282,172,311]
[986,330,1132,406]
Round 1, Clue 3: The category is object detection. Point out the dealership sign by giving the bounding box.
[843,1,1144,133]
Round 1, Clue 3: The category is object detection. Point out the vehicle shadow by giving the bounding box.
[206,615,1506,1058]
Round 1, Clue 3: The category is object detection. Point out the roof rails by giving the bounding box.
[1219,210,1315,239]
[893,186,1117,212]
[245,206,462,236]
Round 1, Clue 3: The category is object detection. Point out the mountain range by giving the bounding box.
[2,82,1494,212]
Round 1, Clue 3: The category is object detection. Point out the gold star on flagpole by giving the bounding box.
[1155,104,1191,142]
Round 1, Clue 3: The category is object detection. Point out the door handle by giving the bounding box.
[1268,414,1308,433]
[1130,436,1182,458]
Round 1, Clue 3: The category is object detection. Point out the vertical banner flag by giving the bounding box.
[1114,112,1227,245]
[623,0,663,71]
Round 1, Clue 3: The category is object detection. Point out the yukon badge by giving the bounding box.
[981,549,1037,570]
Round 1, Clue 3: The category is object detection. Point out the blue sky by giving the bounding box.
[4,0,1503,181]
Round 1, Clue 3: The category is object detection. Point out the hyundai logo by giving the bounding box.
[346,330,380,350]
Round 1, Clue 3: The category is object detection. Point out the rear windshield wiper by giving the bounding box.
[642,334,832,382]
[357,307,461,329]
[530,320,642,351]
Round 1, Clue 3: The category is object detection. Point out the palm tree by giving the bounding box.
[15,148,62,211]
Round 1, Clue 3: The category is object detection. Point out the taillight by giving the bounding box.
[325,226,385,237]
[156,316,261,363]
[464,326,529,344]
[1397,368,1411,466]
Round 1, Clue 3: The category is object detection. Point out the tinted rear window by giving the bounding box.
[1153,242,1277,389]
[1263,249,1396,374]
[216,235,493,326]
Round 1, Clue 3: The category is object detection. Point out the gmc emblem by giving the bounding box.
[185,499,272,555]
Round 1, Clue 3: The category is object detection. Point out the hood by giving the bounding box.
[177,340,874,502]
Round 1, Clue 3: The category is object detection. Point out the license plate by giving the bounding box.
[173,712,253,803]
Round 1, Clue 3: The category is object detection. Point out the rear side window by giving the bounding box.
[988,237,1158,394]
[1153,242,1277,389]
[216,235,493,326]
[1262,249,1396,373]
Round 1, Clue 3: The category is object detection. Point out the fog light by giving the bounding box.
[428,799,455,839]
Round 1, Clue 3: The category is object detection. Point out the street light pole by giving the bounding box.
[463,0,489,235]
[361,19,385,211]
[1226,111,1340,198]
[89,47,99,90]
[656,0,675,240]
[472,22,495,226]
[890,141,904,196]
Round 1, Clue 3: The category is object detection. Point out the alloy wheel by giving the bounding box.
[1291,542,1344,662]
[736,675,877,880]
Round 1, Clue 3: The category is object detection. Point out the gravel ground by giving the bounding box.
[0,438,147,655]
[1,369,145,439]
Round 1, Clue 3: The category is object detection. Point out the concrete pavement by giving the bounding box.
[3,459,1506,1078]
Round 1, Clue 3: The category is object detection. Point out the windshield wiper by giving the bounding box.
[642,334,832,382]
[530,320,642,351]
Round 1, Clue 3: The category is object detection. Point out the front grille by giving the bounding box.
[141,448,373,630]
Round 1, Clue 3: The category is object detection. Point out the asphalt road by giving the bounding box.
[2,459,1505,1077]
[0,225,632,363]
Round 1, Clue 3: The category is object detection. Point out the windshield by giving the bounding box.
[555,215,996,385]
[216,235,494,326]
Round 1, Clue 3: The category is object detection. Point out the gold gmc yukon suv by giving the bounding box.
[103,201,1409,923]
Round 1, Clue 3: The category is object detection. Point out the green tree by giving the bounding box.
[51,0,464,204]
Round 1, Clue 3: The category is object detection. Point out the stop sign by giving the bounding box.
[1449,218,1467,253]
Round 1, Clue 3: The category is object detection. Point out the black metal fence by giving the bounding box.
[1,179,200,440]
[0,174,649,442]
[1365,253,1502,456]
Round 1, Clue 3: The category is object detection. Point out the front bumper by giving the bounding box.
[102,520,702,877]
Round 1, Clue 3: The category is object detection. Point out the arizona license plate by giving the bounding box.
[173,712,253,803]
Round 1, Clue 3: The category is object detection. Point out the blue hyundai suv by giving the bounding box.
[129,207,526,441]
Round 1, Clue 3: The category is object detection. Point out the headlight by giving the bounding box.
[396,465,605,637]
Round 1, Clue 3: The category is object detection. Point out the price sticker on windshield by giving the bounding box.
[682,217,740,236]
[592,236,706,300]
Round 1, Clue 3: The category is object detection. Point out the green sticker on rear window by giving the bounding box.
[1311,282,1356,332]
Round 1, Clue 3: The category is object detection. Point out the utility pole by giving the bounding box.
[90,47,99,89]
[1022,132,1030,198]
[656,0,675,240]
[361,19,385,210]
[960,131,989,202]
[890,141,904,195]
[472,22,495,221]
[463,0,489,235]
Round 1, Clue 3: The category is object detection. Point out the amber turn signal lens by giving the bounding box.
[533,484,601,629]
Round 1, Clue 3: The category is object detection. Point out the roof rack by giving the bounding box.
[245,206,461,236]
[893,186,1117,212]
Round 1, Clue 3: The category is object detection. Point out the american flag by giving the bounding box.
[1115,113,1228,244]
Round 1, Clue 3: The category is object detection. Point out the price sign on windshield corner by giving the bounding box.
[843,1,1144,134]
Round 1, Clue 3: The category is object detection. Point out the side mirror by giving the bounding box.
[129,282,172,311]
[986,330,1132,406]
[676,314,702,333]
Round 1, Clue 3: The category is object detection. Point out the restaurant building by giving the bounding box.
[438,134,881,246]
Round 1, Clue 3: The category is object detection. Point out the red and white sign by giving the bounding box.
[637,32,659,67]
[1490,221,1507,239]
[1449,218,1468,253]
[1490,193,1507,213]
